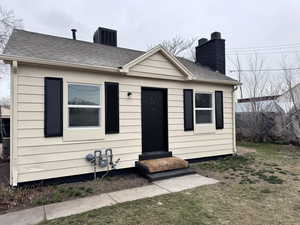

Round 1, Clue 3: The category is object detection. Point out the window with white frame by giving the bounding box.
[68,84,101,127]
[195,93,213,124]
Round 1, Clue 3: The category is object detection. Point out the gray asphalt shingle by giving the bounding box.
[3,29,237,84]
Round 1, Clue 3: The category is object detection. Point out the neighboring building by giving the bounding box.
[0,106,10,140]
[0,106,10,160]
[276,83,300,113]
[236,83,300,113]
[0,28,238,186]
[0,106,10,118]
[236,84,300,143]
[236,95,281,113]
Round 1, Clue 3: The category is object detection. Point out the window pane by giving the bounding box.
[68,84,100,105]
[195,93,212,108]
[69,108,99,127]
[196,110,212,124]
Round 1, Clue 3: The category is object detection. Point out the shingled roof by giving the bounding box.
[2,29,238,85]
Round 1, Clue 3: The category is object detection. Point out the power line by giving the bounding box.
[229,67,300,73]
[226,50,300,56]
[226,42,300,55]
[227,46,300,52]
[227,46,300,53]
[228,42,300,51]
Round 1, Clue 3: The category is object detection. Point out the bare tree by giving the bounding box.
[248,55,269,140]
[229,55,244,98]
[235,54,277,142]
[0,5,22,51]
[0,5,23,106]
[0,6,22,160]
[149,36,197,59]
[275,58,300,144]
[235,52,300,145]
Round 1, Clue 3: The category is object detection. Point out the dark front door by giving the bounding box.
[141,87,168,157]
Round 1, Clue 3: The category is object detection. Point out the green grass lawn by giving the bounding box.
[40,142,300,225]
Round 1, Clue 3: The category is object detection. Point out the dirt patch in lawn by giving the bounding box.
[237,146,256,155]
[0,171,149,214]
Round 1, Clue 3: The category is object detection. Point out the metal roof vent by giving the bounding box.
[71,29,77,40]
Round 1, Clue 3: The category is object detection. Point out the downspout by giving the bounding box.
[0,105,2,145]
[232,85,238,155]
[10,60,18,186]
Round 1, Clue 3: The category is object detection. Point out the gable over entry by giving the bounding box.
[120,46,193,81]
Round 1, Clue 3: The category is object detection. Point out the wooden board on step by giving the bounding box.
[138,157,189,173]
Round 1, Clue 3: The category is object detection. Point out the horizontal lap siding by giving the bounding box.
[18,150,139,165]
[19,145,141,156]
[166,88,234,160]
[16,71,143,183]
[18,160,134,182]
[15,65,234,183]
[128,52,185,80]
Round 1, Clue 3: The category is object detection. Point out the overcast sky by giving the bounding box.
[1,0,300,98]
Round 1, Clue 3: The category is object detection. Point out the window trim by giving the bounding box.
[67,83,102,129]
[194,92,215,126]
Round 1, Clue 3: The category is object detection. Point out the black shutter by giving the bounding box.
[44,77,63,137]
[215,91,224,129]
[105,82,119,134]
[183,89,194,131]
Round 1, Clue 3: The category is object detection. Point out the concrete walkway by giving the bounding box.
[0,174,218,225]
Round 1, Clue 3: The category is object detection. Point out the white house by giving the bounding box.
[0,28,238,186]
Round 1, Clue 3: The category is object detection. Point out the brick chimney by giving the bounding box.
[195,32,225,74]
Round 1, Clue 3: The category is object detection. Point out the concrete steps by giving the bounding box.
[144,168,196,181]
[135,156,196,181]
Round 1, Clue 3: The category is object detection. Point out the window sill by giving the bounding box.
[194,124,216,135]
[63,127,105,142]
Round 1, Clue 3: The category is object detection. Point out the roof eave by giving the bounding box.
[0,54,121,74]
[0,54,240,85]
[191,78,240,86]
